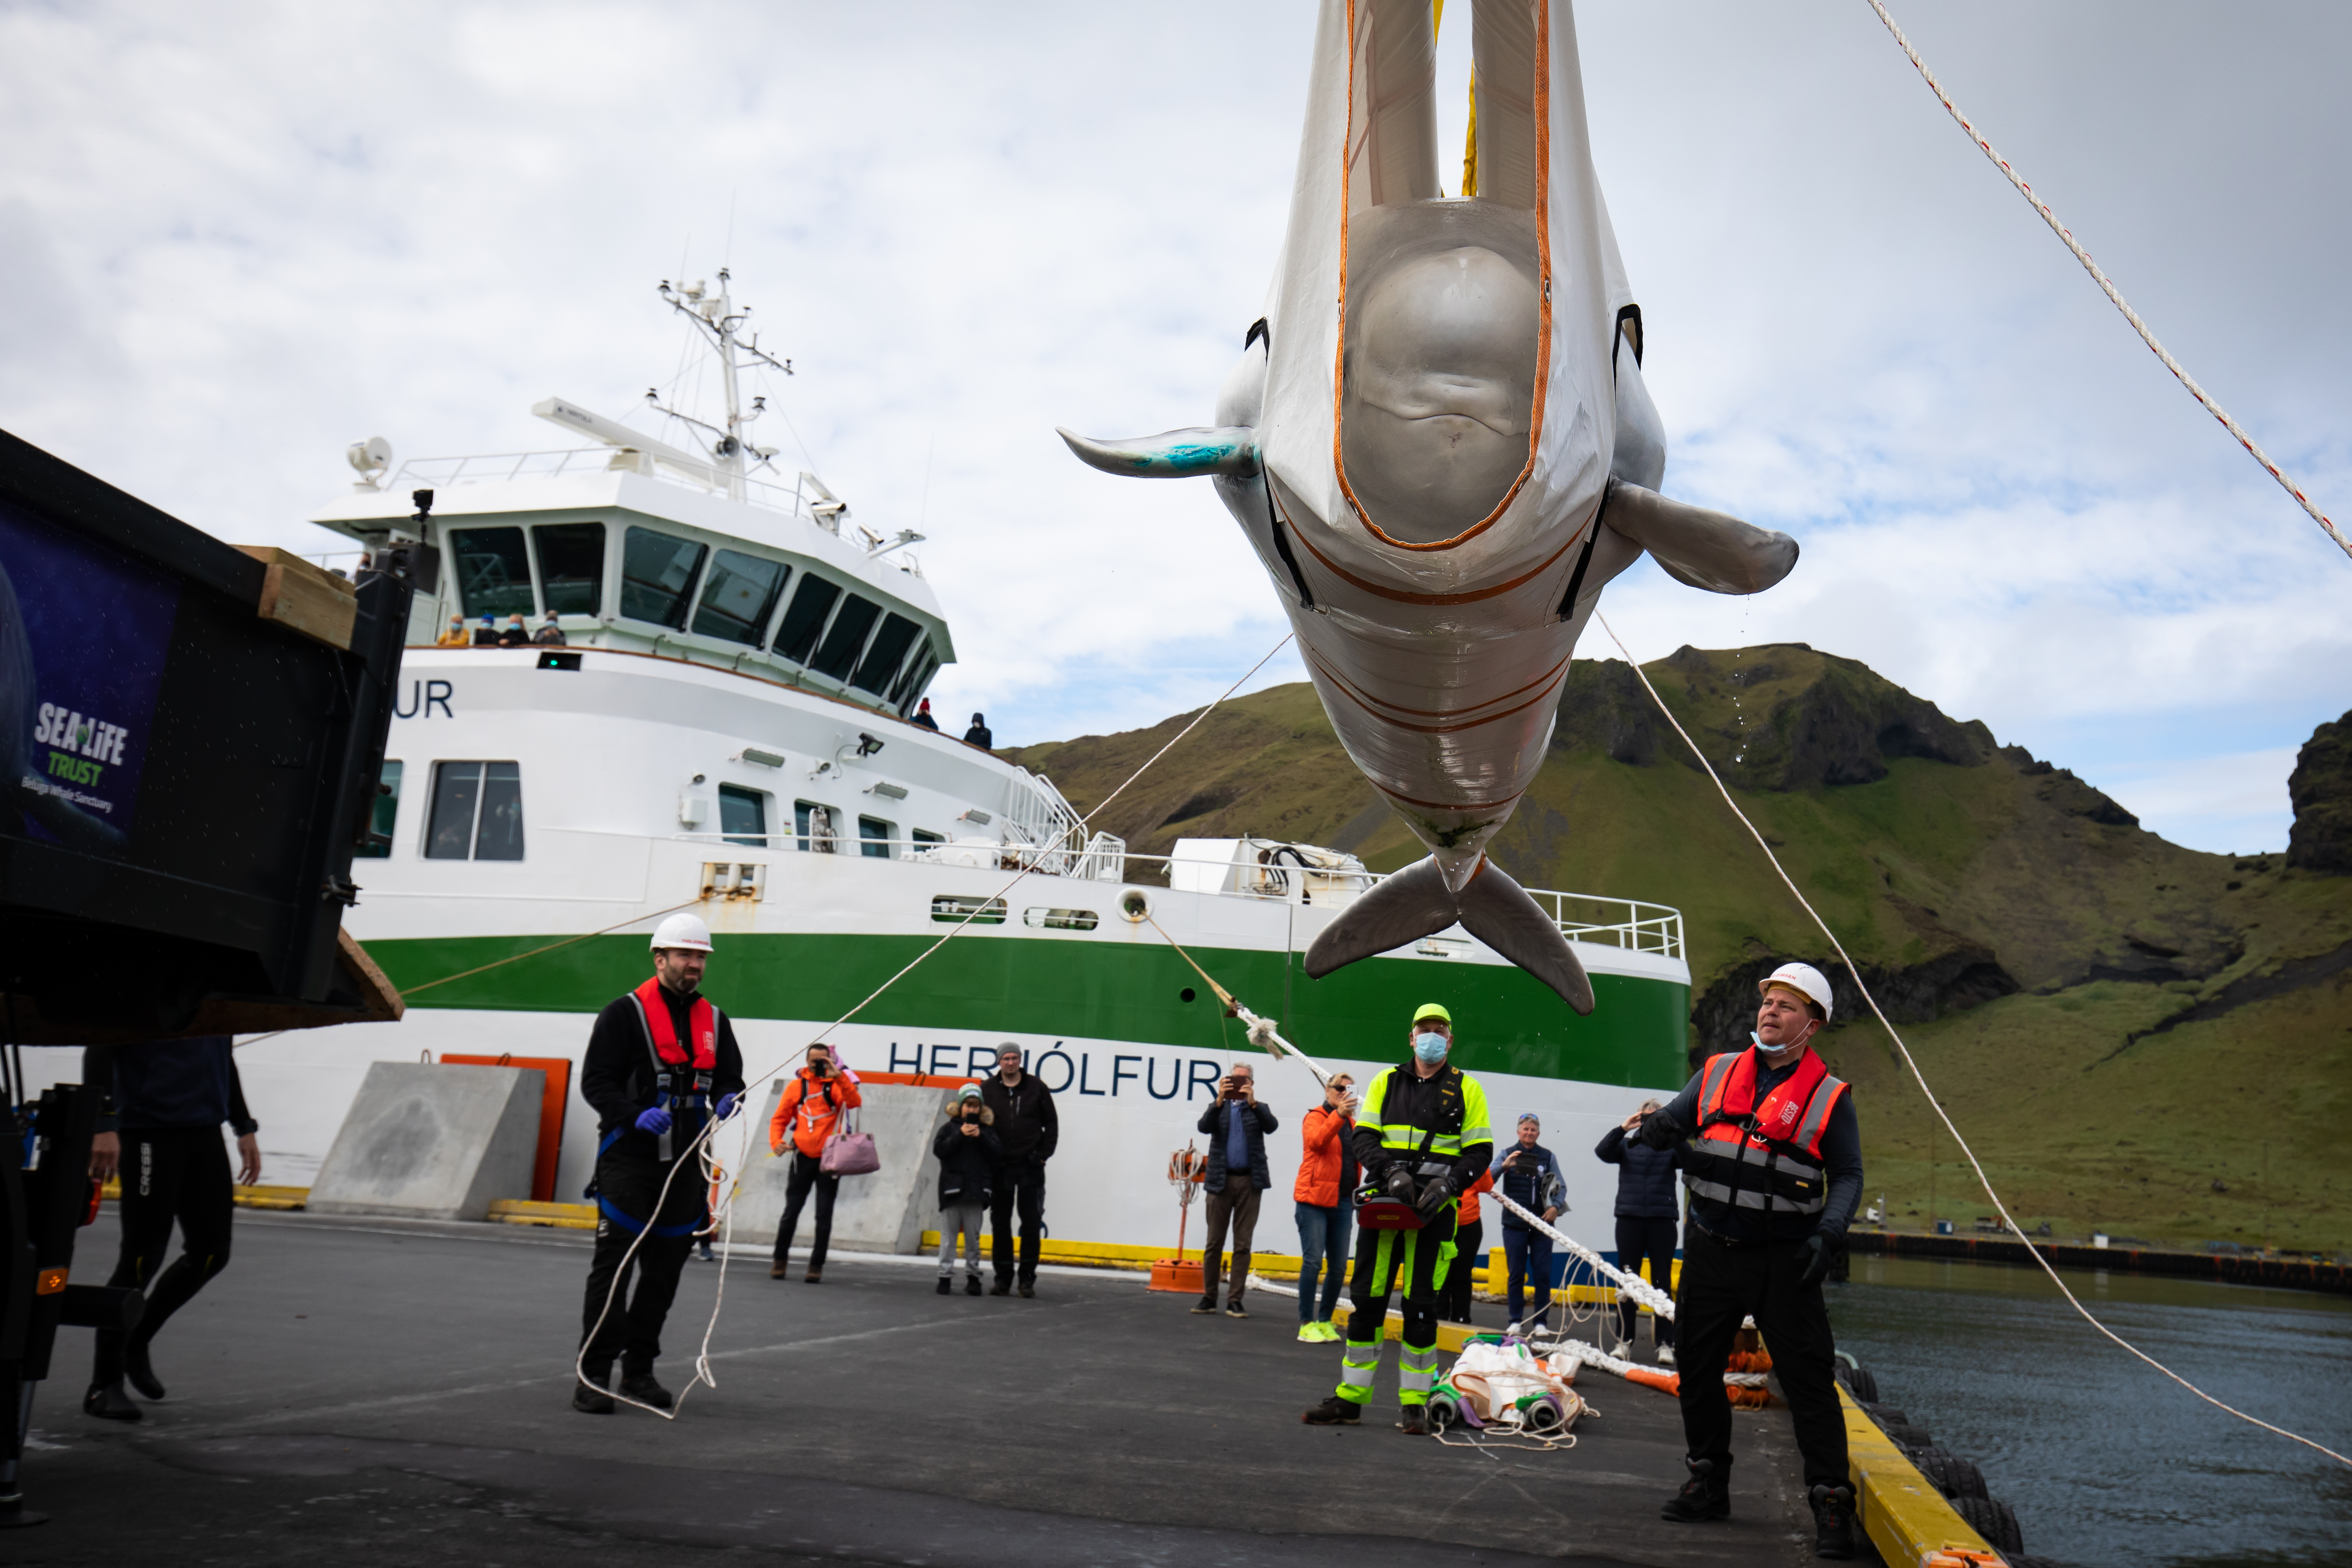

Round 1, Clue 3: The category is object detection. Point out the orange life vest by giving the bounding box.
[1681,1045,1849,1218]
[629,977,716,1070]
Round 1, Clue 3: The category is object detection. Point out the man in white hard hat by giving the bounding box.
[572,911,745,1414]
[1633,961,1863,1557]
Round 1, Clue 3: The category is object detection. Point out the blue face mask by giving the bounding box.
[1412,1031,1448,1063]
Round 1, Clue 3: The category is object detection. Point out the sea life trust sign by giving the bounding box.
[1061,0,1799,1013]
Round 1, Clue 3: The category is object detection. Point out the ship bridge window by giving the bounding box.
[532,523,606,615]
[857,815,893,858]
[772,575,841,663]
[359,760,402,859]
[425,761,525,861]
[450,528,536,619]
[719,784,769,847]
[851,613,922,695]
[619,527,709,628]
[693,549,790,646]
[812,594,881,681]
[888,637,935,710]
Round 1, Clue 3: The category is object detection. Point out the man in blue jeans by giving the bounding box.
[1493,1113,1565,1329]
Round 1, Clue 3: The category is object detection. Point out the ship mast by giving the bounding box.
[651,268,793,503]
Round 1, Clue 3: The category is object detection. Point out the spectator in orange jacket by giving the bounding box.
[1291,1071,1358,1343]
[767,1044,863,1282]
[1441,1167,1496,1325]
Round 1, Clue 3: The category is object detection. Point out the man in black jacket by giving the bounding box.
[1192,1061,1279,1318]
[980,1043,1056,1296]
[574,912,745,1414]
[80,1036,260,1421]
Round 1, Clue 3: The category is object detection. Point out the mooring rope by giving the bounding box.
[1863,0,2352,565]
[1598,611,2352,1471]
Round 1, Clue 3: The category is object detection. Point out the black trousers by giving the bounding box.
[1439,1218,1482,1324]
[1673,1224,1847,1491]
[772,1150,839,1268]
[1615,1214,1679,1346]
[580,1153,703,1378]
[990,1161,1046,1284]
[92,1127,234,1387]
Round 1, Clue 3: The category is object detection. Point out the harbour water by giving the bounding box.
[1827,1254,2352,1566]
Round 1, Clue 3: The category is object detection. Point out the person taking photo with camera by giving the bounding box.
[1292,1071,1357,1342]
[1192,1061,1280,1318]
[768,1042,862,1282]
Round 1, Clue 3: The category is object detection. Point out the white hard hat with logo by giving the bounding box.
[1756,961,1833,1023]
[650,911,714,953]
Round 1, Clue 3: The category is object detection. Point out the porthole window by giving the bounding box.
[931,895,1006,925]
[1023,908,1100,931]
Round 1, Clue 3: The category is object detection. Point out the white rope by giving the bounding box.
[1863,0,2352,565]
[1597,613,2352,1471]
[1487,1189,1677,1322]
[579,633,1298,1420]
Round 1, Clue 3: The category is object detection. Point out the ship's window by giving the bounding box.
[793,799,839,853]
[619,527,709,628]
[531,523,606,615]
[692,550,790,646]
[812,594,881,681]
[858,815,893,858]
[450,528,535,619]
[359,760,402,859]
[888,637,934,709]
[851,613,922,695]
[912,829,944,849]
[719,784,768,847]
[772,575,841,663]
[931,895,1006,925]
[424,761,524,861]
[1024,907,1100,931]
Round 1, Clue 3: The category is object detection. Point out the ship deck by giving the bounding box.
[20,1209,1826,1566]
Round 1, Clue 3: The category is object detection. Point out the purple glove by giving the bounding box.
[715,1093,740,1119]
[635,1107,672,1135]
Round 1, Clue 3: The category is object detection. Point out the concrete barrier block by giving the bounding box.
[308,1062,543,1222]
[727,1081,952,1257]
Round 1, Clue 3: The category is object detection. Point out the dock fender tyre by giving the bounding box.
[1949,1496,2024,1555]
[1879,1420,1934,1451]
[1907,1447,1989,1501]
[1835,1364,1879,1404]
[1859,1402,1908,1427]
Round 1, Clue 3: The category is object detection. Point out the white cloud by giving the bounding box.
[2096,747,2298,856]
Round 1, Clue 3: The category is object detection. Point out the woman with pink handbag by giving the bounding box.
[767,1045,865,1282]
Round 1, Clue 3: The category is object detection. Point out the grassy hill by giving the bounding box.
[1009,647,2352,1258]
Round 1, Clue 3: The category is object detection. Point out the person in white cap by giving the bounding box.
[1633,961,1863,1557]
[572,911,745,1414]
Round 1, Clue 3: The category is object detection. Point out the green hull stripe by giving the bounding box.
[372,933,1688,1089]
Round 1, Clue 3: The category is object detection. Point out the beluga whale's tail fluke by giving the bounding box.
[1304,854,1595,1014]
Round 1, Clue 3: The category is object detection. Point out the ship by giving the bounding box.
[246,271,1694,1251]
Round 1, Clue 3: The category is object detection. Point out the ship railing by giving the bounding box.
[383,451,829,530]
[677,834,1683,959]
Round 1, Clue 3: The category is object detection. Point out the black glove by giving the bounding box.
[1635,1109,1683,1149]
[1414,1171,1456,1220]
[1381,1164,1418,1204]
[1797,1232,1837,1289]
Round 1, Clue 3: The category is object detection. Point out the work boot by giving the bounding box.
[965,1275,983,1296]
[1396,1406,1428,1436]
[1301,1396,1362,1426]
[1661,1457,1731,1522]
[123,1338,166,1401]
[1018,1282,1036,1298]
[936,1276,952,1295]
[990,1278,1012,1296]
[619,1371,673,1410]
[1191,1296,1218,1314]
[1809,1485,1856,1559]
[82,1382,141,1422]
[571,1373,615,1415]
[804,1266,822,1284]
[769,1261,790,1280]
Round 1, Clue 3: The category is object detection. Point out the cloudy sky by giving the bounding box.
[3,1,2346,855]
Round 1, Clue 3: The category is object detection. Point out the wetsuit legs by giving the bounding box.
[94,1128,233,1388]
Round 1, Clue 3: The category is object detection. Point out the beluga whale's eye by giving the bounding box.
[1341,201,1541,546]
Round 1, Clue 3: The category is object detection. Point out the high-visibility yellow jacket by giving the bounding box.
[1351,1060,1495,1189]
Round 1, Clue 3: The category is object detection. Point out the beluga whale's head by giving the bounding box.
[1340,202,1541,546]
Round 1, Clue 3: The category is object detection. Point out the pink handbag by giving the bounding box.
[820,1107,879,1176]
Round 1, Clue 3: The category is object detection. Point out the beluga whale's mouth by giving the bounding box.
[1340,202,1542,548]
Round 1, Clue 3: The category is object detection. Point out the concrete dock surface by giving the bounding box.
[9,1210,1827,1565]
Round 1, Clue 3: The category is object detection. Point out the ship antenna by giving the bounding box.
[653,268,793,502]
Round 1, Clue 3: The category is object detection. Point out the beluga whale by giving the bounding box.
[1060,0,1797,1014]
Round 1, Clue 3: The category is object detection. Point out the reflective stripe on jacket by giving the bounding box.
[1356,1062,1494,1169]
[1681,1046,1849,1217]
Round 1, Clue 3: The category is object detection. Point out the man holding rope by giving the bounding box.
[1635,961,1860,1556]
[574,912,744,1414]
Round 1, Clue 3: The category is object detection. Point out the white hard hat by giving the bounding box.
[650,911,714,953]
[1757,961,1833,1022]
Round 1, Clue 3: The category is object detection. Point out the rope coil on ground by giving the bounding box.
[1863,0,2352,564]
[1597,611,2352,1472]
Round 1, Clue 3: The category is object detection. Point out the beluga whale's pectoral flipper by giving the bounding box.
[1303,856,1459,979]
[1607,480,1799,597]
[1452,858,1594,1015]
[1056,427,1260,479]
